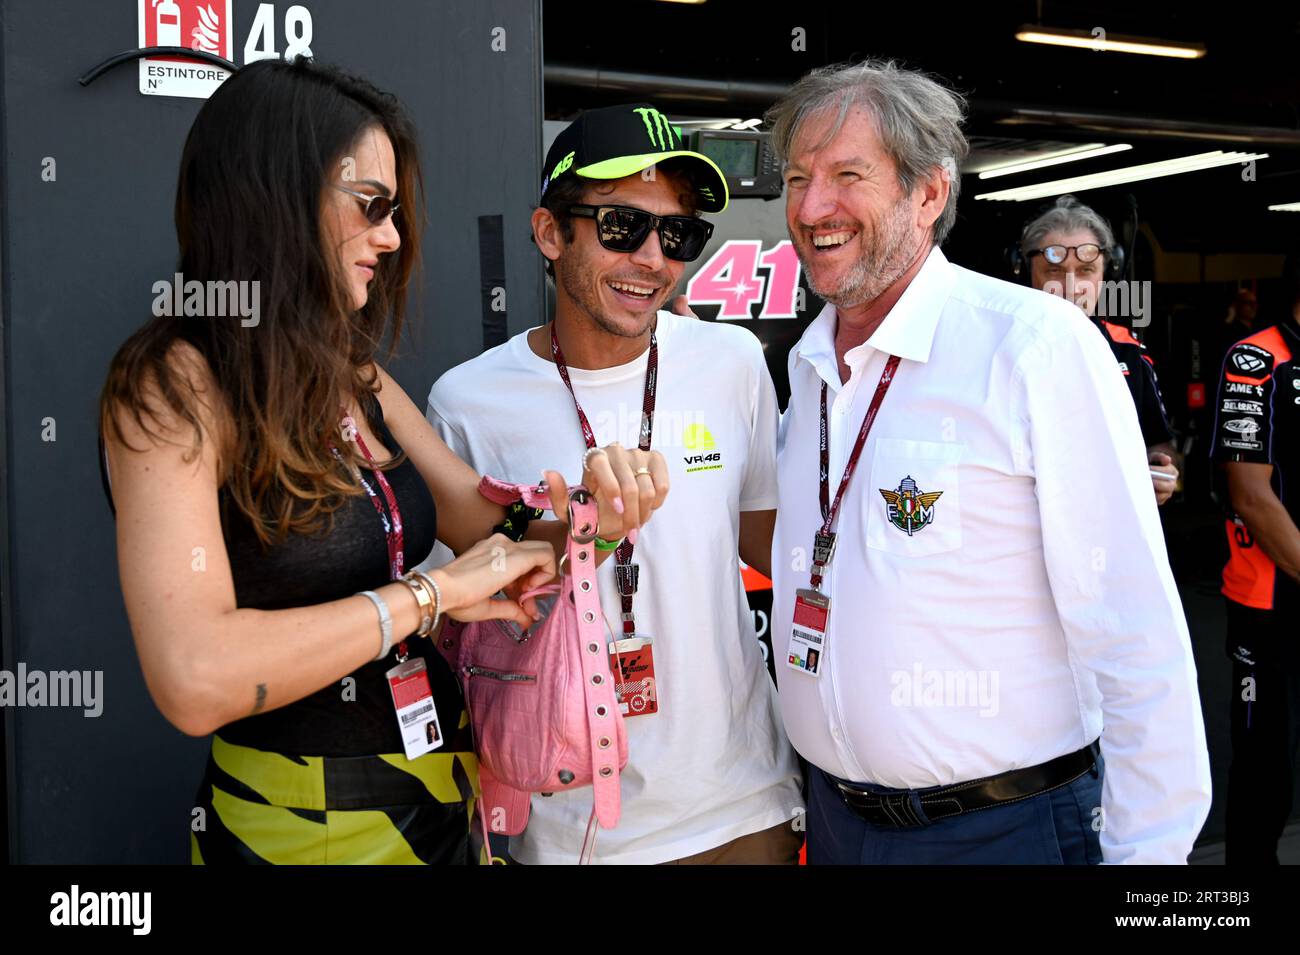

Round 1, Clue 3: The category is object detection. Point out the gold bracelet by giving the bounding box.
[414,571,443,634]
[401,574,435,638]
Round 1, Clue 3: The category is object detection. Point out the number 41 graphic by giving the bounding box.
[686,240,802,320]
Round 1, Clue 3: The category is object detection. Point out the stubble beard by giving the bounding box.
[802,195,917,310]
[557,254,661,339]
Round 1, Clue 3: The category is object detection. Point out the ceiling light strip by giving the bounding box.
[975,151,1268,201]
[977,143,1133,179]
[1015,27,1205,59]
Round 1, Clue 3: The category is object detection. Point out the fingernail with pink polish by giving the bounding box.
[627,528,639,546]
[613,496,624,515]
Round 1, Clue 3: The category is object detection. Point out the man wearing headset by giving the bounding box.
[1015,196,1179,504]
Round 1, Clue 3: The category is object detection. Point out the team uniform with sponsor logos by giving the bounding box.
[1210,317,1300,863]
[772,246,1211,864]
[1092,318,1174,447]
[1213,321,1300,611]
[426,312,802,865]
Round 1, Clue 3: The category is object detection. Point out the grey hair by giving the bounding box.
[1019,195,1115,257]
[765,59,969,245]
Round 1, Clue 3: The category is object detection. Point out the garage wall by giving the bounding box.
[0,0,543,863]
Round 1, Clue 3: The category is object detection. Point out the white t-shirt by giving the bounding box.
[425,311,802,864]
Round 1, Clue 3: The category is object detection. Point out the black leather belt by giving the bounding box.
[831,741,1100,828]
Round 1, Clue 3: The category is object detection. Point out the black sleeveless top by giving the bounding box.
[202,392,461,756]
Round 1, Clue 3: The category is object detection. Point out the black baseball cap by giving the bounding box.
[540,103,729,214]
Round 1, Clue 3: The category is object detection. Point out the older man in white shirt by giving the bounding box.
[766,60,1211,864]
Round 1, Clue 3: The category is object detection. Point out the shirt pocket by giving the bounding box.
[866,438,964,557]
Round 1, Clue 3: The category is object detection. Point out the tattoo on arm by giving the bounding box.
[251,683,267,715]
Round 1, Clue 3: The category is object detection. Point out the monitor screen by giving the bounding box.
[699,136,759,178]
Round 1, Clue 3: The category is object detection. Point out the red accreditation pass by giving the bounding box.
[788,589,830,678]
[386,657,444,760]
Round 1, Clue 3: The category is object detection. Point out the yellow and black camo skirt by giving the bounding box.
[191,729,483,865]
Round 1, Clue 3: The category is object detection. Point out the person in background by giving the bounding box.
[1210,288,1261,381]
[1225,287,1260,344]
[1210,258,1300,864]
[1020,195,1179,504]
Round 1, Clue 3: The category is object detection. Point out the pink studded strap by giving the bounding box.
[455,479,624,861]
[568,492,623,830]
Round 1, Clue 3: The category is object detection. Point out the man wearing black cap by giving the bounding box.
[425,104,803,864]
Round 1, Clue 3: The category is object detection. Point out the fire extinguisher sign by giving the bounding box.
[138,0,234,99]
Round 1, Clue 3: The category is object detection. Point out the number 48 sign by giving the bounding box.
[685,239,803,320]
[139,1,314,99]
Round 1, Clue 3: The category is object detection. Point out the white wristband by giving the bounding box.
[359,590,393,661]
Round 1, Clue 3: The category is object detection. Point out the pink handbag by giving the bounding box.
[437,476,628,862]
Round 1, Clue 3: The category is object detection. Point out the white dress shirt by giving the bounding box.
[771,246,1212,864]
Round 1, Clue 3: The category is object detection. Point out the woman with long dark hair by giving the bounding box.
[98,57,666,865]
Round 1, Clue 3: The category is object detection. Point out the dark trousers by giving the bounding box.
[806,755,1104,865]
[1225,598,1300,865]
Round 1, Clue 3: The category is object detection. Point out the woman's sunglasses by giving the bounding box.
[567,204,713,263]
[333,184,400,225]
[1029,243,1102,265]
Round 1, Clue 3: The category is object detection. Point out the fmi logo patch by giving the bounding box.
[682,423,722,473]
[879,475,943,536]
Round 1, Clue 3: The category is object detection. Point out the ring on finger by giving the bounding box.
[633,467,651,477]
[582,446,607,471]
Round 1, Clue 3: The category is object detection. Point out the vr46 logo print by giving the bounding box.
[879,476,943,536]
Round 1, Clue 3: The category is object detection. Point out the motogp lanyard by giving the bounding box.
[333,408,409,659]
[811,354,901,591]
[551,321,657,635]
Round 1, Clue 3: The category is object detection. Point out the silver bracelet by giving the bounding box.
[358,590,393,661]
[415,571,442,633]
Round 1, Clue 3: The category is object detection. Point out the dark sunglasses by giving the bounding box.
[1029,243,1102,265]
[333,184,401,225]
[567,204,713,262]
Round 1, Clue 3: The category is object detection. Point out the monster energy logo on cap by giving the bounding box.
[633,107,678,150]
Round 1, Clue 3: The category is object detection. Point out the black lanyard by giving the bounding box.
[551,322,657,635]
